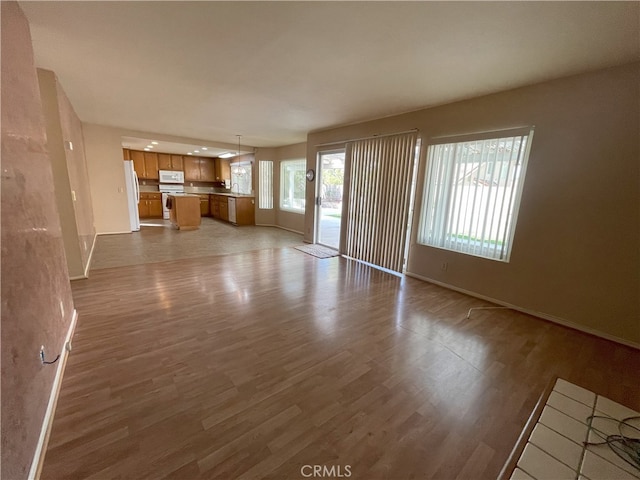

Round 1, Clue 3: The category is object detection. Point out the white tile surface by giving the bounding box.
[586,416,640,478]
[517,443,576,480]
[529,423,584,471]
[554,378,596,407]
[580,451,639,480]
[539,405,590,445]
[510,467,536,480]
[585,442,640,478]
[547,391,594,424]
[595,396,640,421]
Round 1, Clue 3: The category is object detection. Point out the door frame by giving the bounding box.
[314,148,346,250]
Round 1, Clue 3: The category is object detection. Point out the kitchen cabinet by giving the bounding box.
[158,153,171,170]
[143,152,159,180]
[139,192,163,218]
[210,194,254,225]
[183,156,201,181]
[130,150,159,180]
[200,158,216,182]
[234,197,255,225]
[215,158,231,181]
[199,194,210,217]
[159,154,184,171]
[168,194,201,230]
[123,148,131,160]
[170,155,184,171]
[131,150,145,177]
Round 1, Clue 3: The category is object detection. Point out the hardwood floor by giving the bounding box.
[43,248,640,479]
[90,219,304,271]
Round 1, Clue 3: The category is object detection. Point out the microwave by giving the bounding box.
[159,170,184,184]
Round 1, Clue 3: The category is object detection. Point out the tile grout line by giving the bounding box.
[576,392,598,480]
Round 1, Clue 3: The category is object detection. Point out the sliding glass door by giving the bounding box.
[316,150,345,249]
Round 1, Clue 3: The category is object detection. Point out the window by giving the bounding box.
[280,159,306,213]
[230,161,252,195]
[417,129,533,261]
[258,160,273,209]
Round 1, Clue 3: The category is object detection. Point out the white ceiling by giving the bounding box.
[120,137,250,158]
[21,1,640,149]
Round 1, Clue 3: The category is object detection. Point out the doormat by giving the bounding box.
[500,377,640,480]
[294,244,340,259]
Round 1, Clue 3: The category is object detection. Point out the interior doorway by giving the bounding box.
[316,150,345,249]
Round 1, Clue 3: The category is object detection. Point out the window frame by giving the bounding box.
[279,159,307,214]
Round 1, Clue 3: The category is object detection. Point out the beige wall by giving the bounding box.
[1,2,76,478]
[38,69,95,277]
[255,142,307,234]
[306,63,640,345]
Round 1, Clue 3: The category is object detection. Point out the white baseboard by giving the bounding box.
[254,223,304,235]
[405,271,640,351]
[96,230,131,236]
[28,309,78,480]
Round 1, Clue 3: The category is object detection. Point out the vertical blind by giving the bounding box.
[344,132,418,273]
[417,130,532,261]
[258,160,273,209]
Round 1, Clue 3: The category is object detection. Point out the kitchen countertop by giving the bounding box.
[211,192,255,198]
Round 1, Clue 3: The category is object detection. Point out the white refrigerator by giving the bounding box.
[123,160,140,231]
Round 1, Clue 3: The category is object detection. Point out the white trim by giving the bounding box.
[96,230,132,235]
[83,233,97,278]
[28,309,78,480]
[405,271,640,351]
[254,223,304,235]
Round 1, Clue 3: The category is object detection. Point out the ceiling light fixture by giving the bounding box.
[144,148,150,151]
[151,141,158,145]
[187,152,193,155]
[194,150,200,153]
[219,152,234,158]
[201,147,208,151]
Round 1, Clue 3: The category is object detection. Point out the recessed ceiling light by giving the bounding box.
[201,147,208,151]
[219,152,235,158]
[194,150,200,153]
[147,145,154,149]
[187,152,193,155]
[151,141,158,145]
[144,148,150,151]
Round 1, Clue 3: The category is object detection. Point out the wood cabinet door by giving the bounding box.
[210,196,220,218]
[215,158,231,181]
[235,198,255,225]
[131,150,145,177]
[199,197,210,216]
[200,158,216,182]
[148,199,163,218]
[138,199,150,218]
[123,148,131,160]
[158,153,172,170]
[143,152,159,180]
[171,155,184,171]
[220,199,229,222]
[183,156,200,181]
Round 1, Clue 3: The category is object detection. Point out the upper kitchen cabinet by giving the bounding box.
[170,155,184,171]
[183,156,201,181]
[131,150,146,177]
[215,158,231,181]
[123,148,131,160]
[159,153,184,171]
[200,158,216,182]
[130,149,159,179]
[143,152,159,180]
[158,153,171,170]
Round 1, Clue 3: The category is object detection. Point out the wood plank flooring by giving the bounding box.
[42,248,640,479]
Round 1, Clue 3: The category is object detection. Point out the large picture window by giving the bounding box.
[230,161,252,195]
[280,159,306,213]
[417,129,533,261]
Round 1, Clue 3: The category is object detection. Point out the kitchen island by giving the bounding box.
[168,194,201,230]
